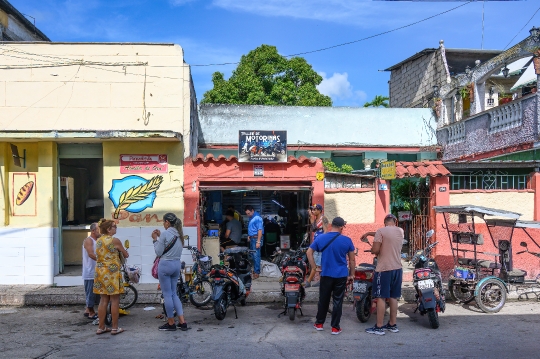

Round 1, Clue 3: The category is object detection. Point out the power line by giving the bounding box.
[503,5,540,50]
[190,0,474,67]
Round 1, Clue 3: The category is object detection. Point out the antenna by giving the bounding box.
[10,144,26,168]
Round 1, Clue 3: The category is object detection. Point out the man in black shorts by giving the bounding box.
[366,214,404,336]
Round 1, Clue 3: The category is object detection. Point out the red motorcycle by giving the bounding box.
[279,247,307,321]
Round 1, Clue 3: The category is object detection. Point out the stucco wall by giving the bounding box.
[324,190,375,224]
[0,43,188,134]
[450,191,535,220]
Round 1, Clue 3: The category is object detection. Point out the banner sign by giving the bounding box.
[380,160,396,180]
[238,131,287,162]
[120,154,168,174]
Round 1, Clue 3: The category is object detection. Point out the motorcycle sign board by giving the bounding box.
[380,160,396,180]
[238,130,287,162]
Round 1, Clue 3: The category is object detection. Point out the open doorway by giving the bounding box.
[200,188,312,258]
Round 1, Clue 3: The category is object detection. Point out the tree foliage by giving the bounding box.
[201,45,332,106]
[363,95,389,108]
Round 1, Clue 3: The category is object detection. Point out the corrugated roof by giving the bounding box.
[193,153,318,164]
[395,161,450,178]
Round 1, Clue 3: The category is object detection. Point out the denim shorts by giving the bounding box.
[372,269,403,299]
[313,251,322,267]
[84,279,100,307]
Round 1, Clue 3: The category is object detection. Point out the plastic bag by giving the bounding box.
[260,260,281,278]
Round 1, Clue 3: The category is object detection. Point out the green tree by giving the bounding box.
[363,95,389,108]
[201,45,332,106]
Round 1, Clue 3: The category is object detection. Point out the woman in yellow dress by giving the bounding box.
[93,218,129,335]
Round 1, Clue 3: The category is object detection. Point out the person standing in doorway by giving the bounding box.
[366,214,404,336]
[307,217,355,335]
[306,204,328,287]
[220,210,242,251]
[82,223,100,320]
[245,205,264,279]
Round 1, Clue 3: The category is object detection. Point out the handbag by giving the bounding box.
[151,236,178,279]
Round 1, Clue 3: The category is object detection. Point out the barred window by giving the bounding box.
[451,170,529,190]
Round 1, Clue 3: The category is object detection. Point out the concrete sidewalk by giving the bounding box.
[0,278,537,306]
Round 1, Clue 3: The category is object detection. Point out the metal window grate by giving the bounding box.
[451,170,528,190]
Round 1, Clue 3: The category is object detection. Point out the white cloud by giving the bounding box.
[317,72,366,106]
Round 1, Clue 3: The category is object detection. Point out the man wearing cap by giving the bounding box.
[306,204,328,287]
[366,214,404,336]
[307,217,355,335]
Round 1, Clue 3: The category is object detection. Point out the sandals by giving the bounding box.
[111,328,125,335]
[88,314,98,320]
[96,328,112,335]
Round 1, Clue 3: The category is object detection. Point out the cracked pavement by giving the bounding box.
[0,301,539,359]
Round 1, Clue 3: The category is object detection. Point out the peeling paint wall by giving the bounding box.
[324,191,376,223]
[450,191,534,220]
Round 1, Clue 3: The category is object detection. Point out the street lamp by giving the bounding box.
[530,26,540,42]
[502,64,510,78]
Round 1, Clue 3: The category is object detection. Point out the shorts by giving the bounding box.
[372,269,403,299]
[313,251,322,267]
[84,279,100,308]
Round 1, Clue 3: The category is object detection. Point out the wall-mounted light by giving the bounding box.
[432,85,440,98]
[489,86,495,98]
[465,65,471,75]
[530,26,540,42]
[502,64,510,78]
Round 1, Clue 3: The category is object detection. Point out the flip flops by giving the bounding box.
[87,314,98,320]
[96,328,112,335]
[111,328,125,335]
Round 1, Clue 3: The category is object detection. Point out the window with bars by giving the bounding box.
[451,170,529,190]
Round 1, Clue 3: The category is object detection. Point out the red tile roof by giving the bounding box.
[193,153,318,164]
[395,161,450,178]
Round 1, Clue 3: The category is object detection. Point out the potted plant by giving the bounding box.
[499,93,512,105]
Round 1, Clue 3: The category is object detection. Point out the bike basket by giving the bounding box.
[127,266,141,284]
[198,256,212,274]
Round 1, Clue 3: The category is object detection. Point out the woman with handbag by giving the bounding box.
[93,218,129,335]
[152,212,188,331]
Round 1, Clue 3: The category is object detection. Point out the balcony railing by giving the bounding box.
[489,100,523,134]
[447,122,465,144]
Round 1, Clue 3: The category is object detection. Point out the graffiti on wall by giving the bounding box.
[109,175,164,219]
[12,173,37,216]
[113,210,164,223]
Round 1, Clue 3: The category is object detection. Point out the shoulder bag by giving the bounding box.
[319,233,341,253]
[151,236,178,279]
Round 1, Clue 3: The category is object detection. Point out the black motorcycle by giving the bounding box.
[210,247,253,320]
[410,230,446,329]
[279,247,307,321]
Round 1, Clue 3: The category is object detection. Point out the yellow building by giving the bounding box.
[0,42,196,285]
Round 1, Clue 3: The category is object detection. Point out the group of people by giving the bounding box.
[82,212,189,334]
[83,204,403,336]
[305,204,404,336]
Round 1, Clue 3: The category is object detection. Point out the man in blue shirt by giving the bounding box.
[307,217,355,335]
[245,205,264,279]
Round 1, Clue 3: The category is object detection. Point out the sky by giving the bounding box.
[9,0,540,107]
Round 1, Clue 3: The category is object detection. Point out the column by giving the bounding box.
[530,172,540,221]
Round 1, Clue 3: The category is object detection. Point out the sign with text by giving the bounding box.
[380,160,396,180]
[254,165,264,177]
[238,130,287,162]
[120,154,168,174]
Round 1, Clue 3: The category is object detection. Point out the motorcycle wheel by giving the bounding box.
[288,307,295,321]
[214,294,228,320]
[448,279,474,304]
[427,309,439,329]
[105,302,112,326]
[475,279,506,313]
[119,284,138,310]
[356,295,372,323]
[189,280,212,307]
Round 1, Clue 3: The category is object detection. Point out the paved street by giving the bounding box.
[1,301,539,359]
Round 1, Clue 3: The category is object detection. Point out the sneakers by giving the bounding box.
[365,325,385,335]
[314,323,324,331]
[159,323,177,331]
[177,322,188,331]
[305,281,312,288]
[382,322,399,333]
[331,327,342,335]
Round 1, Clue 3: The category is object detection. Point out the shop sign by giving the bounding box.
[380,160,396,180]
[238,130,287,163]
[378,183,388,191]
[120,154,168,174]
[254,165,264,177]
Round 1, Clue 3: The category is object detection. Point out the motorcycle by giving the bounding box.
[354,234,378,323]
[279,247,307,321]
[210,247,253,320]
[410,230,445,329]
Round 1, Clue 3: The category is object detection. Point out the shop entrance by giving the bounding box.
[200,187,312,257]
[55,144,103,284]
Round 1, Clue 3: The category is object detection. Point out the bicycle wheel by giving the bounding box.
[190,280,212,307]
[119,284,138,310]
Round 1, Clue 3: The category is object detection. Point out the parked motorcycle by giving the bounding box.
[210,247,254,320]
[410,230,446,329]
[354,235,378,322]
[279,247,307,321]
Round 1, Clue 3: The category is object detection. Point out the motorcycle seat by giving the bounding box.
[358,263,376,270]
[474,260,501,269]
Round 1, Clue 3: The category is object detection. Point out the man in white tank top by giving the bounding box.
[82,223,100,319]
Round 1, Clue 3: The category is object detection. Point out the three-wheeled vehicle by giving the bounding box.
[434,205,540,313]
